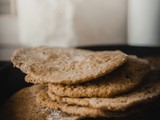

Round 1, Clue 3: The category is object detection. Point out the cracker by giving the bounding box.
[0,85,81,120]
[48,56,150,98]
[11,46,127,84]
[47,70,160,111]
[37,88,153,118]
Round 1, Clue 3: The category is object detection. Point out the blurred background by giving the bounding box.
[0,0,160,60]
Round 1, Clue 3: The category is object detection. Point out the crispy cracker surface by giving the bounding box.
[48,56,150,98]
[48,70,160,111]
[12,46,127,84]
[0,85,81,120]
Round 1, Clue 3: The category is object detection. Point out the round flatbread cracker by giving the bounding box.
[37,86,157,118]
[47,70,160,111]
[48,56,150,98]
[0,85,81,120]
[11,46,127,84]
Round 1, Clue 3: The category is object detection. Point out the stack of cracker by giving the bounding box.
[1,46,160,120]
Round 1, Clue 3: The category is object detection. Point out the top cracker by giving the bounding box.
[11,46,127,84]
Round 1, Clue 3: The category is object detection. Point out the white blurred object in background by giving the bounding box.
[17,0,76,47]
[16,0,127,47]
[128,0,160,46]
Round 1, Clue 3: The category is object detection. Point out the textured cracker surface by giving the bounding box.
[37,87,153,118]
[11,46,127,84]
[36,90,105,117]
[0,85,81,120]
[48,56,150,98]
[48,70,160,111]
